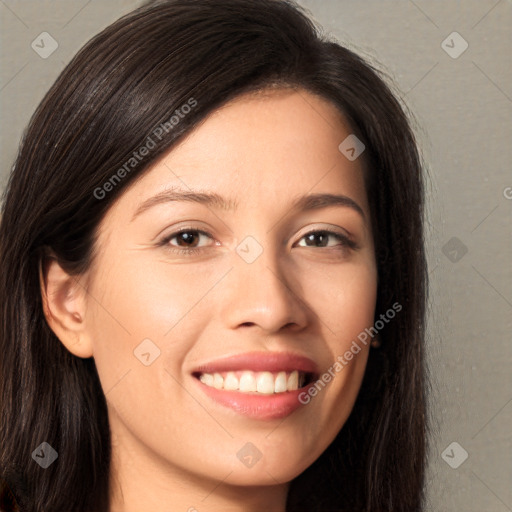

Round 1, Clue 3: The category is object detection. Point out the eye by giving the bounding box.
[159,227,357,257]
[160,228,216,256]
[295,229,357,250]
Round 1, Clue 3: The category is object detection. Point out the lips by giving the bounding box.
[191,351,320,420]
[192,351,319,375]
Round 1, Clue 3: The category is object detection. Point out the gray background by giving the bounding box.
[1,1,511,510]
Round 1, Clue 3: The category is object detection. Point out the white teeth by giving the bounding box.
[256,371,275,394]
[287,370,299,391]
[199,373,214,386]
[198,369,307,393]
[274,371,288,393]
[223,371,239,390]
[239,371,257,392]
[213,373,224,389]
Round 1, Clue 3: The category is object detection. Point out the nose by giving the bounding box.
[220,242,310,335]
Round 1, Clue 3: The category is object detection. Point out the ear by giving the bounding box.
[38,249,94,358]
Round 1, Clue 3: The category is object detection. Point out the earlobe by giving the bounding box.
[38,251,94,359]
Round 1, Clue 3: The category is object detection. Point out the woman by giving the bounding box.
[0,0,430,510]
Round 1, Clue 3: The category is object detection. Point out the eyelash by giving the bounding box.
[159,227,358,256]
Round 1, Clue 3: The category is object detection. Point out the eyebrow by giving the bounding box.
[131,188,365,222]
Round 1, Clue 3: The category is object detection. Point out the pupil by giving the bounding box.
[307,232,327,247]
[179,232,197,247]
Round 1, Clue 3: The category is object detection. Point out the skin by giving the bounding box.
[40,87,378,512]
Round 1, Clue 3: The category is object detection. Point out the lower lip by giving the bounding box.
[194,377,314,420]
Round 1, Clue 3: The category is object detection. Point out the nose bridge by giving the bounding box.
[220,231,308,333]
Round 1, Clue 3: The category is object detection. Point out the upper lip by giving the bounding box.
[192,351,319,376]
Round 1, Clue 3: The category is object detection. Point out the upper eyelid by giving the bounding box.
[164,227,215,243]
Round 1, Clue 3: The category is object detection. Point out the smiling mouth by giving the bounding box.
[192,370,316,394]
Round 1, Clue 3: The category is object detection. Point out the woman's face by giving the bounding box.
[68,88,377,497]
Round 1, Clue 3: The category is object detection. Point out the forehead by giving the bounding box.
[105,87,370,226]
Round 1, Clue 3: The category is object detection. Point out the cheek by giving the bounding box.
[84,254,218,452]
[296,258,377,436]
[299,255,378,338]
[86,253,229,393]
[88,252,219,345]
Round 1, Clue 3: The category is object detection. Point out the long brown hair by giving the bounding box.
[0,1,430,510]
